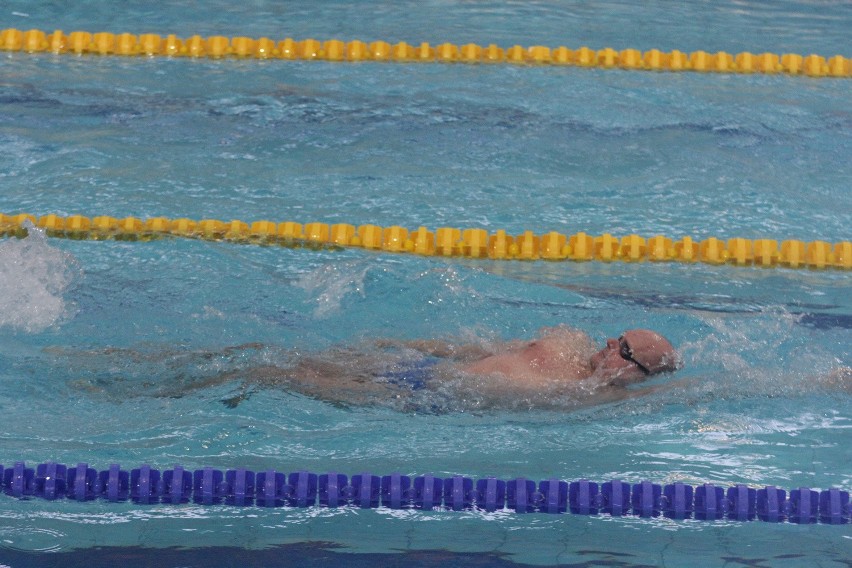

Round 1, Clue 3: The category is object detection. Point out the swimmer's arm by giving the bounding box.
[628,378,690,397]
[584,377,691,405]
[374,338,493,361]
[238,360,403,406]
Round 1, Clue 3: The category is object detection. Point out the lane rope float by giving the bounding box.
[2,213,850,270]
[1,461,849,524]
[1,28,850,78]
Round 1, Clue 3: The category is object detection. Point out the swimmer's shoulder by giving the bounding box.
[542,326,594,345]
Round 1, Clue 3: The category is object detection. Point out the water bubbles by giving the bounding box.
[0,223,81,333]
[293,260,369,318]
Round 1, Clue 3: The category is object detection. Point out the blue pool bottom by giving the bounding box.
[3,461,849,525]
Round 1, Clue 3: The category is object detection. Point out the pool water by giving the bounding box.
[1,1,850,566]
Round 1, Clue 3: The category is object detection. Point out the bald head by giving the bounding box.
[620,329,679,375]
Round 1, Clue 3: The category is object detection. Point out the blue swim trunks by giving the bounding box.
[378,357,440,391]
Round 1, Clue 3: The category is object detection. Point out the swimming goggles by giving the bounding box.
[618,335,650,375]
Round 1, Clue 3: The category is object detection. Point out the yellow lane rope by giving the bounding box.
[1,28,849,77]
[3,213,850,269]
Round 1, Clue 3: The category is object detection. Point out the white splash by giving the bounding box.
[294,260,369,318]
[0,223,80,333]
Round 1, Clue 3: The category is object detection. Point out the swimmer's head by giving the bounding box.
[589,329,680,385]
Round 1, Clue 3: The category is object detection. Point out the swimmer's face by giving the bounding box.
[589,329,679,385]
[589,338,649,384]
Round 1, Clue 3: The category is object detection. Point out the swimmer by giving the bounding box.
[61,331,851,411]
[459,327,679,387]
[210,327,681,408]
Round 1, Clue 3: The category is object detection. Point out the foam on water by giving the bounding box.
[294,260,369,319]
[0,225,80,333]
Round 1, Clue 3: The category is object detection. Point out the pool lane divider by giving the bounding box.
[1,461,849,524]
[1,28,850,78]
[2,213,850,270]
[2,213,851,269]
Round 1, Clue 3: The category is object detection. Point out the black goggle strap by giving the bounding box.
[618,336,650,375]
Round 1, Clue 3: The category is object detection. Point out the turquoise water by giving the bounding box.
[1,1,851,566]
